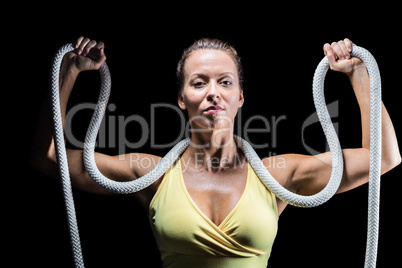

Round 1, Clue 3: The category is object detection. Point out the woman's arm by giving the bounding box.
[264,39,401,214]
[30,37,161,197]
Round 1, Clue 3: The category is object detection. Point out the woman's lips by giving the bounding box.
[204,105,223,114]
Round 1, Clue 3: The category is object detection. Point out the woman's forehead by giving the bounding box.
[184,50,237,77]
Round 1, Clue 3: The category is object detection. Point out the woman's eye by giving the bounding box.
[221,80,233,87]
[192,81,205,88]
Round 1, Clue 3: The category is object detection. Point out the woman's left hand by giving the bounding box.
[323,38,365,76]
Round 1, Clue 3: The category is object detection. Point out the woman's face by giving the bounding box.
[178,49,244,131]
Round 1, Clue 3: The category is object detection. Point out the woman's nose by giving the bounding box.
[206,81,221,101]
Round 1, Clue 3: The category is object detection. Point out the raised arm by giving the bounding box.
[264,39,401,215]
[30,37,161,199]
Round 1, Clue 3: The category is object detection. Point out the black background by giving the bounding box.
[12,5,401,268]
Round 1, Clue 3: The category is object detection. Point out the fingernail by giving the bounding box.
[77,49,82,55]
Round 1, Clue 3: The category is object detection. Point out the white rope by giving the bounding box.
[50,43,381,268]
[50,43,84,268]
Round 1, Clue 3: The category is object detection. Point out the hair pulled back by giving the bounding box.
[176,38,244,95]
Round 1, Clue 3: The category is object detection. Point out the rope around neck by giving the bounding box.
[50,43,381,268]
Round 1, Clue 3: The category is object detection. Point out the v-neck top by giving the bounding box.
[149,159,278,268]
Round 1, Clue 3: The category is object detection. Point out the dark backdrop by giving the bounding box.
[13,6,401,268]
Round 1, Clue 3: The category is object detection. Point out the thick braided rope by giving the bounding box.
[49,43,84,268]
[352,46,382,268]
[51,44,380,268]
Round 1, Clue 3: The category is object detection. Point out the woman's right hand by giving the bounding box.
[63,36,107,74]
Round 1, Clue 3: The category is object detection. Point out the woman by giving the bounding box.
[31,36,401,267]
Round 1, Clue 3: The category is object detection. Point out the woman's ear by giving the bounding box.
[238,90,244,108]
[178,92,187,110]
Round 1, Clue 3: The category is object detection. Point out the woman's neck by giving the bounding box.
[182,129,245,173]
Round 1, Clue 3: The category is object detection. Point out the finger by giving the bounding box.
[325,44,336,67]
[74,36,84,49]
[95,41,104,50]
[344,38,354,52]
[331,42,344,60]
[90,41,107,68]
[323,43,330,56]
[93,50,107,69]
[88,41,106,62]
[95,41,106,60]
[337,40,350,59]
[77,37,91,55]
[98,47,106,62]
[83,40,97,57]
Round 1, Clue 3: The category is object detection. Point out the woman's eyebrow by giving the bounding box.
[189,73,208,80]
[218,72,235,78]
[189,72,235,79]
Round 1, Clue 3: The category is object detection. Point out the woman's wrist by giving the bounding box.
[347,62,370,102]
[59,59,79,106]
[60,55,80,79]
[347,61,367,80]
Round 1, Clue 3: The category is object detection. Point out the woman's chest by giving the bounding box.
[149,162,278,255]
[182,166,248,227]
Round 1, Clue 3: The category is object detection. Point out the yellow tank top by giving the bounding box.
[149,159,278,268]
